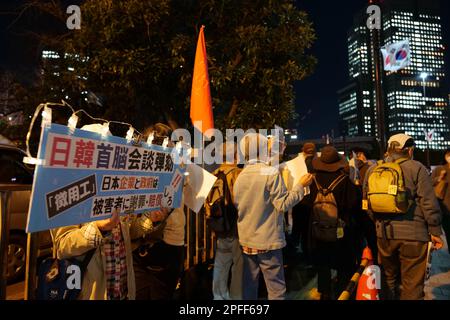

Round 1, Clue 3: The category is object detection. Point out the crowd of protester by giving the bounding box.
[50,124,449,300]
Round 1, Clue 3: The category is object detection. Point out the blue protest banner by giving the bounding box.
[26,123,185,233]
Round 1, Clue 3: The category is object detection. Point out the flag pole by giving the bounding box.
[370,0,387,158]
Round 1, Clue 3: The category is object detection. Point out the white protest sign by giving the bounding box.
[280,153,309,193]
[183,163,217,213]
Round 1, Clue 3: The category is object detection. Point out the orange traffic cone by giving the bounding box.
[356,247,380,300]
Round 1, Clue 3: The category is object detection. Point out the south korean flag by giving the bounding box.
[381,39,411,72]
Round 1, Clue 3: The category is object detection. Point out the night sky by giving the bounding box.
[1,1,449,139]
[295,0,450,139]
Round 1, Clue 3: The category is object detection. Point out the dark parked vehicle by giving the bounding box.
[0,144,52,283]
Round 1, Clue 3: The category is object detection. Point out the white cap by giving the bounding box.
[388,133,414,149]
[239,132,268,162]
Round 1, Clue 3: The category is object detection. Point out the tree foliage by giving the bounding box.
[31,0,316,131]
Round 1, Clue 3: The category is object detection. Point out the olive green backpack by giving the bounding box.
[365,158,410,214]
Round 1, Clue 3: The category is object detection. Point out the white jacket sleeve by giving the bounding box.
[267,171,304,213]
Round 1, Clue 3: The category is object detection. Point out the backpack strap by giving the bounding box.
[315,174,346,195]
[221,170,234,206]
[213,170,235,234]
[328,174,347,192]
[313,174,346,194]
[313,175,323,192]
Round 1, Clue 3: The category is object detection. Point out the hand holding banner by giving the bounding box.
[280,153,309,193]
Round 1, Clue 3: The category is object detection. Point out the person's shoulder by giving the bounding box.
[434,164,446,171]
[361,161,371,169]
[234,166,250,182]
[366,161,377,171]
[232,166,243,177]
[407,159,426,170]
[213,164,235,175]
[225,164,241,173]
[431,164,444,172]
[402,160,431,178]
[262,164,279,176]
[211,167,220,176]
[252,163,279,177]
[216,164,231,173]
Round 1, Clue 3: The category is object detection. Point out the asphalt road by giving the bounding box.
[5,235,450,300]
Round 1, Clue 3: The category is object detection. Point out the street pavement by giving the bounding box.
[6,281,24,300]
[285,233,450,300]
[6,235,450,300]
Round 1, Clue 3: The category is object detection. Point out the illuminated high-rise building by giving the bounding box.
[338,0,450,150]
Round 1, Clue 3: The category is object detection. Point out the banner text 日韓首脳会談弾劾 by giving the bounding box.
[26,123,185,233]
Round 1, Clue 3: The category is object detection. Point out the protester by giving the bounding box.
[303,142,316,172]
[51,209,167,300]
[291,142,317,259]
[351,147,372,183]
[133,123,186,300]
[363,133,444,300]
[233,133,313,300]
[431,148,450,253]
[206,141,243,300]
[50,124,168,300]
[307,145,361,300]
[350,147,378,264]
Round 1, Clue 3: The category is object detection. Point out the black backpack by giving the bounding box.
[311,174,347,242]
[204,169,238,237]
[36,249,95,300]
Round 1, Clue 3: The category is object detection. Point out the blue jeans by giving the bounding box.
[213,236,243,300]
[242,249,286,300]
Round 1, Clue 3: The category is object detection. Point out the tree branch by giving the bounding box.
[227,98,239,122]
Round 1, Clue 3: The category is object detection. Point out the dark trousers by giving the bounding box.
[312,233,358,298]
[377,238,428,300]
[291,202,311,256]
[315,252,355,298]
[358,214,378,264]
[133,241,184,300]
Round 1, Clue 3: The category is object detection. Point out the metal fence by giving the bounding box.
[184,206,216,270]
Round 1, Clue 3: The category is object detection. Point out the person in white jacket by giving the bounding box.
[233,133,313,300]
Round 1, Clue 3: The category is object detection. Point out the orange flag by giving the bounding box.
[190,25,214,136]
